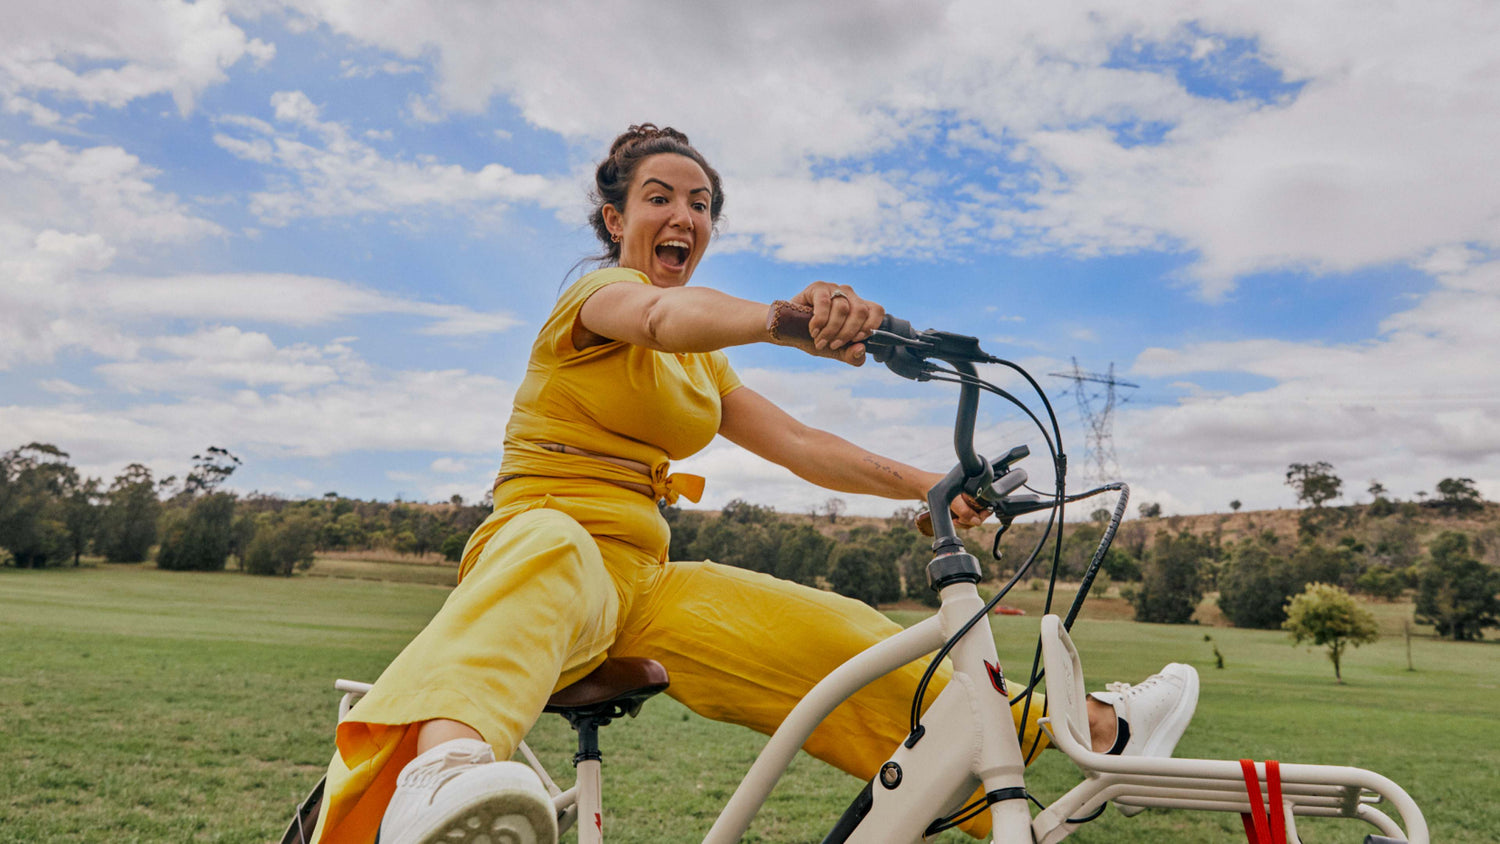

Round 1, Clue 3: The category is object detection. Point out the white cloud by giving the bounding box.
[38,378,90,396]
[212,91,562,226]
[429,457,471,474]
[0,365,515,471]
[0,0,271,114]
[0,140,225,367]
[4,94,65,127]
[263,0,1500,289]
[1118,260,1500,509]
[95,326,350,392]
[89,273,522,333]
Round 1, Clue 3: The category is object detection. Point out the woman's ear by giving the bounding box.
[601,203,624,240]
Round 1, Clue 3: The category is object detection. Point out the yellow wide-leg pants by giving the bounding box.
[311,479,1048,842]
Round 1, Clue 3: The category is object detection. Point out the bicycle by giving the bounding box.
[281,311,1428,844]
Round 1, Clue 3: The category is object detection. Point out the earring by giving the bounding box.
[611,232,621,243]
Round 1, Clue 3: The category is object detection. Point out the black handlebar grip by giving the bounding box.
[879,314,917,339]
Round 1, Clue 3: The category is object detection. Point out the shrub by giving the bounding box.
[829,539,901,607]
[242,512,318,576]
[156,493,236,572]
[441,532,467,563]
[1131,530,1210,624]
[1414,531,1500,640]
[1217,540,1298,629]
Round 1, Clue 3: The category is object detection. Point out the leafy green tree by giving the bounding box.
[0,443,80,568]
[1137,502,1162,519]
[1354,566,1409,600]
[1100,546,1141,582]
[1130,530,1210,624]
[1286,461,1342,508]
[242,511,318,576]
[694,517,776,573]
[772,522,834,586]
[156,447,241,572]
[1290,540,1359,590]
[1434,477,1484,514]
[1229,499,1242,512]
[182,446,241,495]
[1414,531,1500,640]
[1217,539,1298,629]
[62,475,102,565]
[828,537,901,607]
[720,498,776,525]
[1367,480,1395,517]
[156,493,237,571]
[1284,583,1379,682]
[97,463,161,563]
[441,532,467,562]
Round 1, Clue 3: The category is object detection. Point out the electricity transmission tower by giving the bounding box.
[1049,358,1138,486]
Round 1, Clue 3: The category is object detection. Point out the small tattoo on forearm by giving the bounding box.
[863,456,903,480]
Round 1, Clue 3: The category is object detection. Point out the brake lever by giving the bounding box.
[914,468,1029,537]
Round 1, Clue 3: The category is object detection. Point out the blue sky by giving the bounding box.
[3,1,1497,516]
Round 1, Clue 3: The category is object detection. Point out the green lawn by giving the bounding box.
[3,564,1495,843]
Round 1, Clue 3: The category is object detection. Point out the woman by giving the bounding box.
[312,125,1198,844]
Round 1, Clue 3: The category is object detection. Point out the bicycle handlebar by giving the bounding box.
[769,302,1033,552]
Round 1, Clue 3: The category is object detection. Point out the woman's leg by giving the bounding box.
[617,560,1049,769]
[612,560,1049,839]
[311,507,622,843]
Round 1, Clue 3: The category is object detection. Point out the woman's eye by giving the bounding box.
[649,195,668,204]
[693,202,708,212]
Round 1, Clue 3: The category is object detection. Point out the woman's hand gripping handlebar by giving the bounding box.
[766,283,884,366]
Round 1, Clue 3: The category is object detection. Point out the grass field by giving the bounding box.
[3,563,1496,843]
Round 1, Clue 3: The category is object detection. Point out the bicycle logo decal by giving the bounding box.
[984,660,1007,695]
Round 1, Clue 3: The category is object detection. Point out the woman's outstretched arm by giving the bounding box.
[717,386,986,527]
[577,280,883,365]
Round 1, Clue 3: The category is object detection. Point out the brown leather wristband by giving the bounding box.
[766,300,815,344]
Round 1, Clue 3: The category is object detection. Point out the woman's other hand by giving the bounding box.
[789,282,884,366]
[951,493,990,529]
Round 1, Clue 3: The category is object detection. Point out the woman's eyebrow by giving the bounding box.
[642,177,711,196]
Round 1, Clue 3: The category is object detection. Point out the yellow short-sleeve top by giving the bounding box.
[498,268,742,497]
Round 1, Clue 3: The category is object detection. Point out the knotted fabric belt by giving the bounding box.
[651,463,705,505]
[498,442,704,505]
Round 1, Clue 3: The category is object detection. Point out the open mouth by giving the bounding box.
[655,240,690,270]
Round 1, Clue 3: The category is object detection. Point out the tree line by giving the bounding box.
[1123,461,1499,641]
[5,444,1496,641]
[0,443,491,576]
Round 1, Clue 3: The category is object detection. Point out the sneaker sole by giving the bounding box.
[412,788,557,844]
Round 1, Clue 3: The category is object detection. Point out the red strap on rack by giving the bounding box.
[1238,759,1287,844]
[1267,760,1287,844]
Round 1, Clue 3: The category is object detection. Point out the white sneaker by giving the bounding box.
[380,738,558,844]
[1089,663,1198,817]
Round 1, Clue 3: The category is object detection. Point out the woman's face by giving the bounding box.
[603,153,713,288]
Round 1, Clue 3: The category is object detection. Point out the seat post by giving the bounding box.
[558,712,606,844]
[543,658,670,844]
[558,711,605,766]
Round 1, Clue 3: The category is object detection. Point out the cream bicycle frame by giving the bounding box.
[333,586,1428,843]
[334,577,1033,843]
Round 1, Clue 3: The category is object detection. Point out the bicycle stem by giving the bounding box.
[926,361,991,570]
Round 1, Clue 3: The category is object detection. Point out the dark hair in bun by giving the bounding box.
[586,123,724,265]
